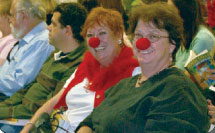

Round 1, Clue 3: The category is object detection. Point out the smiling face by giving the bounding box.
[133,20,175,68]
[86,24,122,67]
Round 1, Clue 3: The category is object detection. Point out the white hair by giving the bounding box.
[15,0,46,20]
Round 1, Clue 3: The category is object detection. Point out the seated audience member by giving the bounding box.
[167,0,215,72]
[168,0,215,129]
[21,7,138,133]
[0,0,17,66]
[76,2,210,132]
[0,2,87,133]
[0,0,54,98]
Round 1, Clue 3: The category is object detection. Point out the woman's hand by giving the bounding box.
[20,88,65,133]
[208,99,215,124]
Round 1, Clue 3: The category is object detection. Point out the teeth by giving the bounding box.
[95,47,105,51]
[140,49,153,54]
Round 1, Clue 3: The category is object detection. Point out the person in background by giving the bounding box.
[0,0,54,99]
[76,2,209,132]
[21,7,138,133]
[168,0,215,72]
[78,0,99,12]
[168,0,215,129]
[0,0,17,66]
[121,0,144,14]
[40,0,58,25]
[0,2,87,133]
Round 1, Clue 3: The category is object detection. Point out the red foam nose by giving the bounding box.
[136,38,150,50]
[89,37,100,48]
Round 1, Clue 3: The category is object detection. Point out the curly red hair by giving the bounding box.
[81,7,124,37]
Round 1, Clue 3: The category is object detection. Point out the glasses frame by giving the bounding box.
[133,33,169,43]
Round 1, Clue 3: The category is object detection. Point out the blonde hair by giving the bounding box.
[40,0,58,14]
[0,0,13,15]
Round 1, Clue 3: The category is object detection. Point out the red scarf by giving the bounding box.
[54,46,138,109]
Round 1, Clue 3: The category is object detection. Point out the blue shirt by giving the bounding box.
[175,26,215,71]
[0,22,55,96]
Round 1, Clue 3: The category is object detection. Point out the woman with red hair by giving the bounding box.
[21,6,138,132]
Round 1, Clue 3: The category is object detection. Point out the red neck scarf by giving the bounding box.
[54,46,138,109]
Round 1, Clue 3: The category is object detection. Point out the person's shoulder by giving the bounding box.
[159,68,204,99]
[29,22,49,42]
[165,67,203,94]
[33,29,49,41]
[162,67,195,86]
[196,25,215,40]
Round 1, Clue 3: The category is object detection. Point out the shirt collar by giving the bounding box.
[0,34,15,41]
[54,51,67,61]
[19,21,47,44]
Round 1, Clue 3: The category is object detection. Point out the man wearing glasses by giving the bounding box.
[0,2,87,133]
[0,0,54,98]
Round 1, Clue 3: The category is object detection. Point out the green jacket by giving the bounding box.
[77,67,209,132]
[0,44,86,119]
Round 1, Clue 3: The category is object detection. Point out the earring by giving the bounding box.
[170,56,173,62]
[118,39,122,45]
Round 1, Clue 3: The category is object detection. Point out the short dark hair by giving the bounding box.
[16,0,46,20]
[54,3,87,42]
[78,0,99,12]
[128,2,184,61]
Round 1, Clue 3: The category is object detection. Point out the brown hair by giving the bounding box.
[98,0,124,14]
[129,2,184,61]
[0,0,13,15]
[81,7,124,37]
[40,0,57,14]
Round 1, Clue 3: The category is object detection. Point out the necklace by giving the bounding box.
[136,75,146,86]
[136,64,174,86]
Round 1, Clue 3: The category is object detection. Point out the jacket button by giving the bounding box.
[96,95,100,99]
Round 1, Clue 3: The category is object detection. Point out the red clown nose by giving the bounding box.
[89,37,100,48]
[136,38,151,50]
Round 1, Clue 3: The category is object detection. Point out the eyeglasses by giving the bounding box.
[133,33,169,43]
